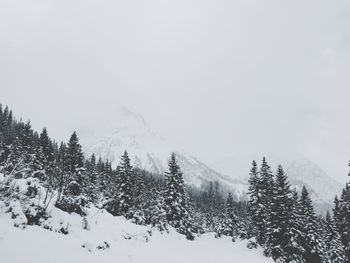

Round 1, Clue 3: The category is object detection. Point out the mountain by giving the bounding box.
[79,107,343,207]
[78,107,247,199]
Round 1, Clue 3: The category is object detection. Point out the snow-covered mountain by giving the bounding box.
[79,107,343,207]
[78,107,247,199]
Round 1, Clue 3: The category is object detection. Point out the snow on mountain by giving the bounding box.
[212,154,344,209]
[79,107,343,207]
[79,107,247,199]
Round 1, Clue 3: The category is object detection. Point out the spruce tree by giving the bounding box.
[33,128,55,178]
[39,128,55,168]
[265,165,292,261]
[6,121,33,177]
[114,151,134,216]
[164,153,193,238]
[248,158,274,245]
[258,158,274,245]
[84,154,99,203]
[333,195,341,230]
[56,142,68,200]
[247,160,261,240]
[324,211,347,263]
[337,184,350,261]
[66,132,84,195]
[299,186,327,263]
[284,189,305,263]
[225,192,238,240]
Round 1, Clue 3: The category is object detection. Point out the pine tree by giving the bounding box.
[299,186,327,263]
[66,132,84,195]
[284,189,305,263]
[247,160,261,240]
[324,211,347,263]
[225,192,238,240]
[247,158,274,245]
[337,184,350,261]
[39,128,55,168]
[265,165,292,261]
[258,157,274,246]
[118,151,134,216]
[109,151,134,217]
[84,154,99,203]
[6,121,34,177]
[164,153,193,238]
[333,195,341,230]
[33,128,55,179]
[56,142,68,200]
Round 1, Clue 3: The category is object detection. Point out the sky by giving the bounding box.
[1,0,350,182]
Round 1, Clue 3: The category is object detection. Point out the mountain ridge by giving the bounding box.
[79,106,342,206]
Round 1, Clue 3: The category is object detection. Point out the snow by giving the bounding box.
[0,205,272,263]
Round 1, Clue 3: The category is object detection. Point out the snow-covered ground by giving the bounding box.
[0,205,272,263]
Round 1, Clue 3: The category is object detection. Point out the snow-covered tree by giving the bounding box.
[164,153,193,239]
[224,192,238,240]
[324,211,347,263]
[248,158,274,245]
[247,160,261,239]
[336,183,350,261]
[299,186,328,263]
[265,165,292,261]
[106,151,134,217]
[116,151,134,216]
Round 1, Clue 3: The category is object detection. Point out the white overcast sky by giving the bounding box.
[1,0,350,182]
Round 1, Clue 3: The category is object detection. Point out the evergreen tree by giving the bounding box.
[39,127,55,168]
[106,151,134,217]
[284,189,305,263]
[117,151,134,216]
[164,153,193,238]
[299,186,327,263]
[247,158,274,245]
[324,211,347,263]
[33,128,55,178]
[6,121,33,177]
[265,165,292,261]
[84,154,99,202]
[56,142,68,200]
[66,132,84,195]
[337,184,350,261]
[225,192,238,240]
[333,195,341,230]
[247,160,261,240]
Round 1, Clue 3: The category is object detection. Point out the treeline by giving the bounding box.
[2,104,350,263]
[247,158,349,263]
[0,104,244,240]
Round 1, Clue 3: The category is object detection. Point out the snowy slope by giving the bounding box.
[79,107,247,199]
[0,205,272,263]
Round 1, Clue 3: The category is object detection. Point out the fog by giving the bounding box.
[1,0,350,182]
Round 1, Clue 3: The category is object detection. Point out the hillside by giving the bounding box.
[0,190,271,263]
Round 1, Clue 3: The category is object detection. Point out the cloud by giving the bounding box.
[1,0,350,181]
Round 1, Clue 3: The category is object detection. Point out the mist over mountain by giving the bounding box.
[79,107,343,208]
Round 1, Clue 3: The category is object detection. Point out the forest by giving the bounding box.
[1,104,350,263]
